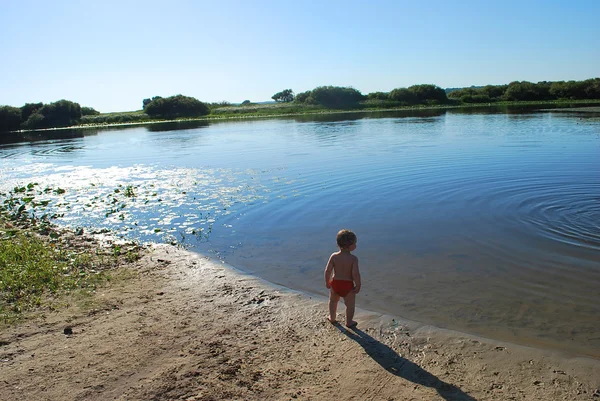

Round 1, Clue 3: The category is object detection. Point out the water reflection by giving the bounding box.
[291,108,446,123]
[145,120,210,132]
[0,128,96,146]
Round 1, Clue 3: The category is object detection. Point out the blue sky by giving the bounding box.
[1,0,598,112]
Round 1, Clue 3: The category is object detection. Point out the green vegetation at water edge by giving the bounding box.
[0,231,106,321]
[1,78,599,134]
[0,184,143,323]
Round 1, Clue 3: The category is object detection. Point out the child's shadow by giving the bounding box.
[336,325,478,401]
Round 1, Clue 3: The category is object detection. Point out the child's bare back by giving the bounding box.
[328,251,359,282]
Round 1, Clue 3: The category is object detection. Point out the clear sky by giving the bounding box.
[1,0,599,112]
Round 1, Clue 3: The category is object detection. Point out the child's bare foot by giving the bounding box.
[346,320,358,328]
[327,316,337,324]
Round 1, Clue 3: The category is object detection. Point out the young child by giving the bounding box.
[324,229,361,327]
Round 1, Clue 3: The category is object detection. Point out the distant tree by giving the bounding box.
[583,78,600,99]
[143,96,163,110]
[446,87,477,99]
[22,99,82,129]
[479,85,507,100]
[143,94,209,117]
[22,112,45,129]
[462,94,491,103]
[389,87,417,104]
[241,100,252,106]
[407,84,447,104]
[503,81,543,101]
[299,86,364,108]
[294,91,311,103]
[366,92,389,100]
[272,89,295,103]
[534,81,553,100]
[0,105,23,132]
[549,80,589,100]
[20,102,43,122]
[81,106,100,116]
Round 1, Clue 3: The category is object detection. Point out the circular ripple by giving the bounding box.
[517,183,600,250]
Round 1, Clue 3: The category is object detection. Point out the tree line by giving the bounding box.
[1,78,599,133]
[447,78,600,103]
[0,100,100,132]
[273,78,600,108]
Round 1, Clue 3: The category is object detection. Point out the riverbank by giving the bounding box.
[4,99,600,137]
[1,241,598,400]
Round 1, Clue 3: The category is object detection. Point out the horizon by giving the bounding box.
[1,0,599,113]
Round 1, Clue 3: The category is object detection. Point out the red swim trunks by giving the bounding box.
[330,279,354,297]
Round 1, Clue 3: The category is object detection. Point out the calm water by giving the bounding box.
[1,108,599,358]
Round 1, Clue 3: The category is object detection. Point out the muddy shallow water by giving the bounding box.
[1,108,599,357]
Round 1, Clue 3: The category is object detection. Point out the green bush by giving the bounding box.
[0,106,22,132]
[294,91,311,103]
[22,99,82,129]
[407,84,448,104]
[389,88,417,104]
[297,86,364,108]
[20,103,43,122]
[81,106,100,116]
[366,92,390,100]
[144,94,209,118]
[272,89,295,103]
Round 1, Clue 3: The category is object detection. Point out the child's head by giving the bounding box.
[336,229,357,250]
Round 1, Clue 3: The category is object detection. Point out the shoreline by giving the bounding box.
[232,258,600,364]
[5,100,600,135]
[1,243,598,400]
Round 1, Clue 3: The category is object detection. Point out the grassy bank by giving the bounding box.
[5,99,600,135]
[0,185,144,323]
[79,98,600,126]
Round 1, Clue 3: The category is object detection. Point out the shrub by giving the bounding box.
[0,106,22,132]
[81,107,100,116]
[299,86,364,108]
[366,92,390,100]
[22,100,82,129]
[272,89,295,103]
[389,88,416,104]
[144,94,209,118]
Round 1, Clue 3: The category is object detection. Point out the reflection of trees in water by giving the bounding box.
[292,109,446,124]
[0,129,96,146]
[143,121,211,148]
[448,102,600,117]
[145,120,210,132]
[290,109,448,144]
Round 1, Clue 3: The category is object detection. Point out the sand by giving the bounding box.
[0,244,598,401]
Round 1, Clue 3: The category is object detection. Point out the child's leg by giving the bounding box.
[343,292,357,327]
[328,289,340,322]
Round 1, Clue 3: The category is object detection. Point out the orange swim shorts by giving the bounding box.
[330,279,354,297]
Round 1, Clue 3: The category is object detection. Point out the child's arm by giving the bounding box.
[352,257,361,293]
[324,254,334,288]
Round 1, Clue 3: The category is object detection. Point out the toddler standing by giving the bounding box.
[324,229,361,327]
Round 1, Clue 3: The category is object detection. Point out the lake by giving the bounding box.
[1,107,599,358]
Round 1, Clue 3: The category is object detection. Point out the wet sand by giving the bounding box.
[1,244,598,400]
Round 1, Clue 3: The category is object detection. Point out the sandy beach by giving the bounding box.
[1,243,598,401]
